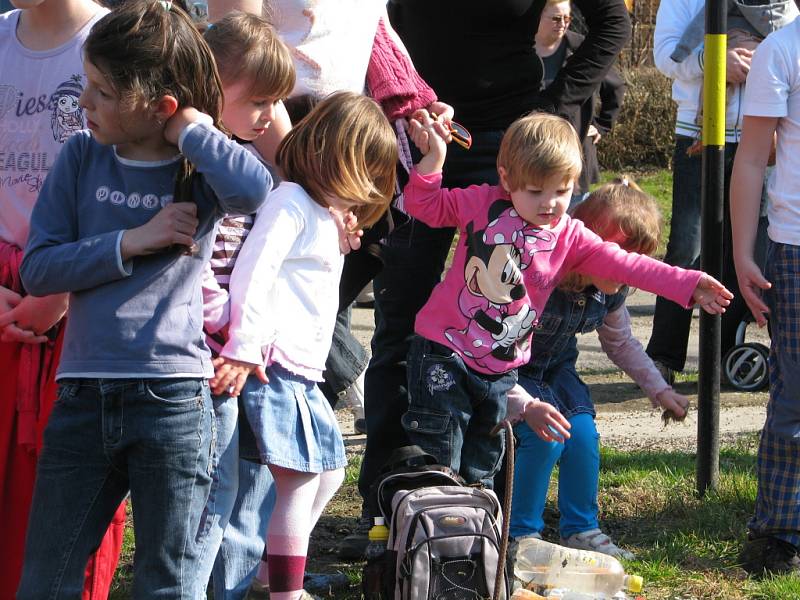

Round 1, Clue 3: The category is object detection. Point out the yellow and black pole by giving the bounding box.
[697,0,726,496]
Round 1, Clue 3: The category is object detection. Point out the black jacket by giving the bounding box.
[387,0,631,134]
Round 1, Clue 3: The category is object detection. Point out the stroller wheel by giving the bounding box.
[723,342,770,392]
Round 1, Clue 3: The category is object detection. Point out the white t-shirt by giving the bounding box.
[743,17,800,246]
[0,8,107,249]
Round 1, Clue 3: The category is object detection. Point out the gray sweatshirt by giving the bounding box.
[21,124,272,378]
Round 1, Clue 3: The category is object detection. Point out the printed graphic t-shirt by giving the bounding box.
[0,9,107,248]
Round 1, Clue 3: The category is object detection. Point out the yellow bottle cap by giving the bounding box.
[368,517,389,542]
[627,574,644,593]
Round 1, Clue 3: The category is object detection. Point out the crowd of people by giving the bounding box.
[0,0,798,598]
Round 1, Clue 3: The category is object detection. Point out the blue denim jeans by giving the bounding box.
[194,395,276,599]
[510,414,600,539]
[647,136,761,370]
[17,378,214,600]
[358,129,504,514]
[402,336,515,486]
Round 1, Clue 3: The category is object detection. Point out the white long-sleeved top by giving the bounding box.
[654,0,747,142]
[220,181,342,381]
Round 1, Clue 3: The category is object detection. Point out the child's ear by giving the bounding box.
[153,94,179,123]
[498,166,511,193]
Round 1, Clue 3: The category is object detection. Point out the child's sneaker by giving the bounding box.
[561,529,634,560]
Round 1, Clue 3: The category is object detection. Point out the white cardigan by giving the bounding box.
[221,181,343,381]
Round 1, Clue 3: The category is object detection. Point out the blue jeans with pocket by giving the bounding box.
[402,335,516,487]
[17,378,214,600]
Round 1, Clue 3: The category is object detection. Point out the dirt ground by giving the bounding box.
[304,290,770,593]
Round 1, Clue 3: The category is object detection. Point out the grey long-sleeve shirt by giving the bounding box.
[21,124,272,378]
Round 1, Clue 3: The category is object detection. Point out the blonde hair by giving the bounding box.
[204,12,295,101]
[276,91,398,228]
[496,112,582,191]
[559,175,662,292]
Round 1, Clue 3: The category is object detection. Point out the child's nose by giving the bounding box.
[78,89,91,110]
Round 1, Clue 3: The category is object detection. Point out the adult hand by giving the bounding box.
[121,202,199,260]
[691,273,734,314]
[734,256,771,327]
[726,47,753,85]
[587,124,601,144]
[523,399,571,443]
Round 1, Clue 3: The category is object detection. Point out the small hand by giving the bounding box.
[330,208,363,255]
[734,257,771,327]
[655,388,690,421]
[0,293,68,344]
[210,356,269,397]
[726,47,753,84]
[164,107,207,146]
[0,287,48,344]
[121,202,199,260]
[692,273,734,314]
[407,109,450,174]
[523,399,571,443]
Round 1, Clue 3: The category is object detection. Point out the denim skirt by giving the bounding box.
[239,362,347,473]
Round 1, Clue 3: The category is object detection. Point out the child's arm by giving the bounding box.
[166,108,273,216]
[21,135,146,296]
[403,110,481,228]
[218,193,302,394]
[506,383,571,443]
[597,304,689,419]
[202,261,230,335]
[566,226,733,314]
[731,115,777,327]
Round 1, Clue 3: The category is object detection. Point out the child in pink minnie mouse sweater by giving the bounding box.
[401,110,733,486]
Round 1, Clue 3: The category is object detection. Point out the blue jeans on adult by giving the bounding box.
[358,129,504,514]
[402,336,515,487]
[194,395,276,600]
[510,414,600,539]
[646,136,755,371]
[17,378,214,600]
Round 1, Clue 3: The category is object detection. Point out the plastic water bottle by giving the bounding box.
[362,517,390,599]
[513,537,643,597]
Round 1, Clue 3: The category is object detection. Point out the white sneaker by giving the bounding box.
[561,529,634,560]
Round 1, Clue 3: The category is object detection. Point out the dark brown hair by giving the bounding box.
[204,12,295,101]
[85,1,224,205]
[276,91,397,228]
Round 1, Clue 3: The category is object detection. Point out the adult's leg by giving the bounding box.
[319,307,368,408]
[509,421,563,539]
[17,382,130,600]
[647,136,702,372]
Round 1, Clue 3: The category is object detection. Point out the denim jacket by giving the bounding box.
[517,286,625,418]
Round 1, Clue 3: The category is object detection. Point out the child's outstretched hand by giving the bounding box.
[523,398,571,443]
[121,202,199,260]
[210,355,268,397]
[407,109,451,175]
[735,256,771,327]
[692,273,734,314]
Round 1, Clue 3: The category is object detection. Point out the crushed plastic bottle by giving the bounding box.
[513,537,643,597]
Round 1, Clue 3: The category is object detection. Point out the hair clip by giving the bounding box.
[158,1,173,11]
[430,112,472,150]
